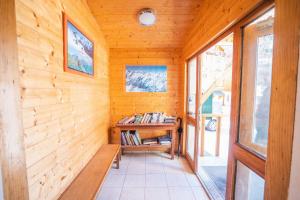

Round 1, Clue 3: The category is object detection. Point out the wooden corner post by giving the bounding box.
[0,0,29,199]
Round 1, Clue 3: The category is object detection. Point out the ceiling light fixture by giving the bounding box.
[138,8,156,26]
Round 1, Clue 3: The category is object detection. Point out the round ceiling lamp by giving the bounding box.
[138,8,156,26]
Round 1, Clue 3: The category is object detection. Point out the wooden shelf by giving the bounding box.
[114,123,176,159]
[122,144,171,151]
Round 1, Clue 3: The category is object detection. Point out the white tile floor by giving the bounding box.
[97,152,209,200]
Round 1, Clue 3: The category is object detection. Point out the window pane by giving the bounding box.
[187,124,195,160]
[187,58,197,118]
[239,8,275,157]
[235,161,265,200]
[200,35,233,96]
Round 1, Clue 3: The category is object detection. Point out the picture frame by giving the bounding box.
[125,65,167,92]
[63,13,94,77]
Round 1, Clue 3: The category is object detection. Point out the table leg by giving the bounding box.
[170,129,175,159]
[116,149,120,169]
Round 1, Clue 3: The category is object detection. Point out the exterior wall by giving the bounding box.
[15,0,110,199]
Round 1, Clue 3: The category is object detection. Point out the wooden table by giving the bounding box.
[115,123,177,159]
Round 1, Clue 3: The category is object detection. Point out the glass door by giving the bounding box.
[197,33,233,200]
[227,5,275,199]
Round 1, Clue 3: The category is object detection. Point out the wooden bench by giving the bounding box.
[59,144,121,200]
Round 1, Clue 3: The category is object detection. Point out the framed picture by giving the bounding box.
[126,65,167,92]
[63,13,94,77]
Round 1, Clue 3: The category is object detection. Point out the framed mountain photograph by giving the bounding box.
[63,13,94,77]
[126,65,167,92]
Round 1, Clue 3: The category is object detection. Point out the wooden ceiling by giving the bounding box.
[87,0,202,49]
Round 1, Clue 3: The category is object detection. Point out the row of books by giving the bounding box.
[118,112,176,124]
[143,135,172,145]
[121,131,142,146]
[121,131,172,146]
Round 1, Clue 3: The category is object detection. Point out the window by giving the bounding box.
[238,8,275,157]
[235,162,265,200]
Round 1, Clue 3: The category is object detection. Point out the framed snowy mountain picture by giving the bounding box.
[63,13,94,77]
[126,65,167,92]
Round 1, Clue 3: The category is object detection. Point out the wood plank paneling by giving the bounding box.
[15,0,110,199]
[182,0,263,59]
[265,0,300,199]
[109,48,183,145]
[0,0,29,199]
[87,0,202,48]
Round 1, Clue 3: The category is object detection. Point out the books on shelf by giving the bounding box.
[121,132,172,147]
[142,138,158,145]
[164,116,176,124]
[118,112,176,125]
[121,130,142,146]
[158,135,172,145]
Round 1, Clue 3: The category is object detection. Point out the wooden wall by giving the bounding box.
[182,0,263,58]
[15,0,110,199]
[110,48,183,124]
[109,48,183,140]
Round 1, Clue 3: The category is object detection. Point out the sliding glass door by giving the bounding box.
[196,34,233,199]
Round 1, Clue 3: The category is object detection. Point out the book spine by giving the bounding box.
[141,113,146,124]
[125,132,132,145]
[133,133,139,145]
[135,131,142,145]
[121,132,126,145]
[130,134,136,145]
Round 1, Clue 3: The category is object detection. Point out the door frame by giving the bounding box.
[226,3,274,199]
[184,1,277,199]
[185,28,234,191]
[185,56,200,171]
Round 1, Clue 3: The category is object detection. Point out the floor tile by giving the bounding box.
[98,153,205,200]
[186,173,202,187]
[169,187,196,200]
[145,188,170,200]
[110,162,128,175]
[103,174,125,187]
[146,152,163,163]
[127,162,145,174]
[164,165,183,174]
[124,174,145,187]
[96,187,122,200]
[192,187,209,200]
[146,174,167,187]
[146,162,165,174]
[120,188,145,200]
[166,173,189,187]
